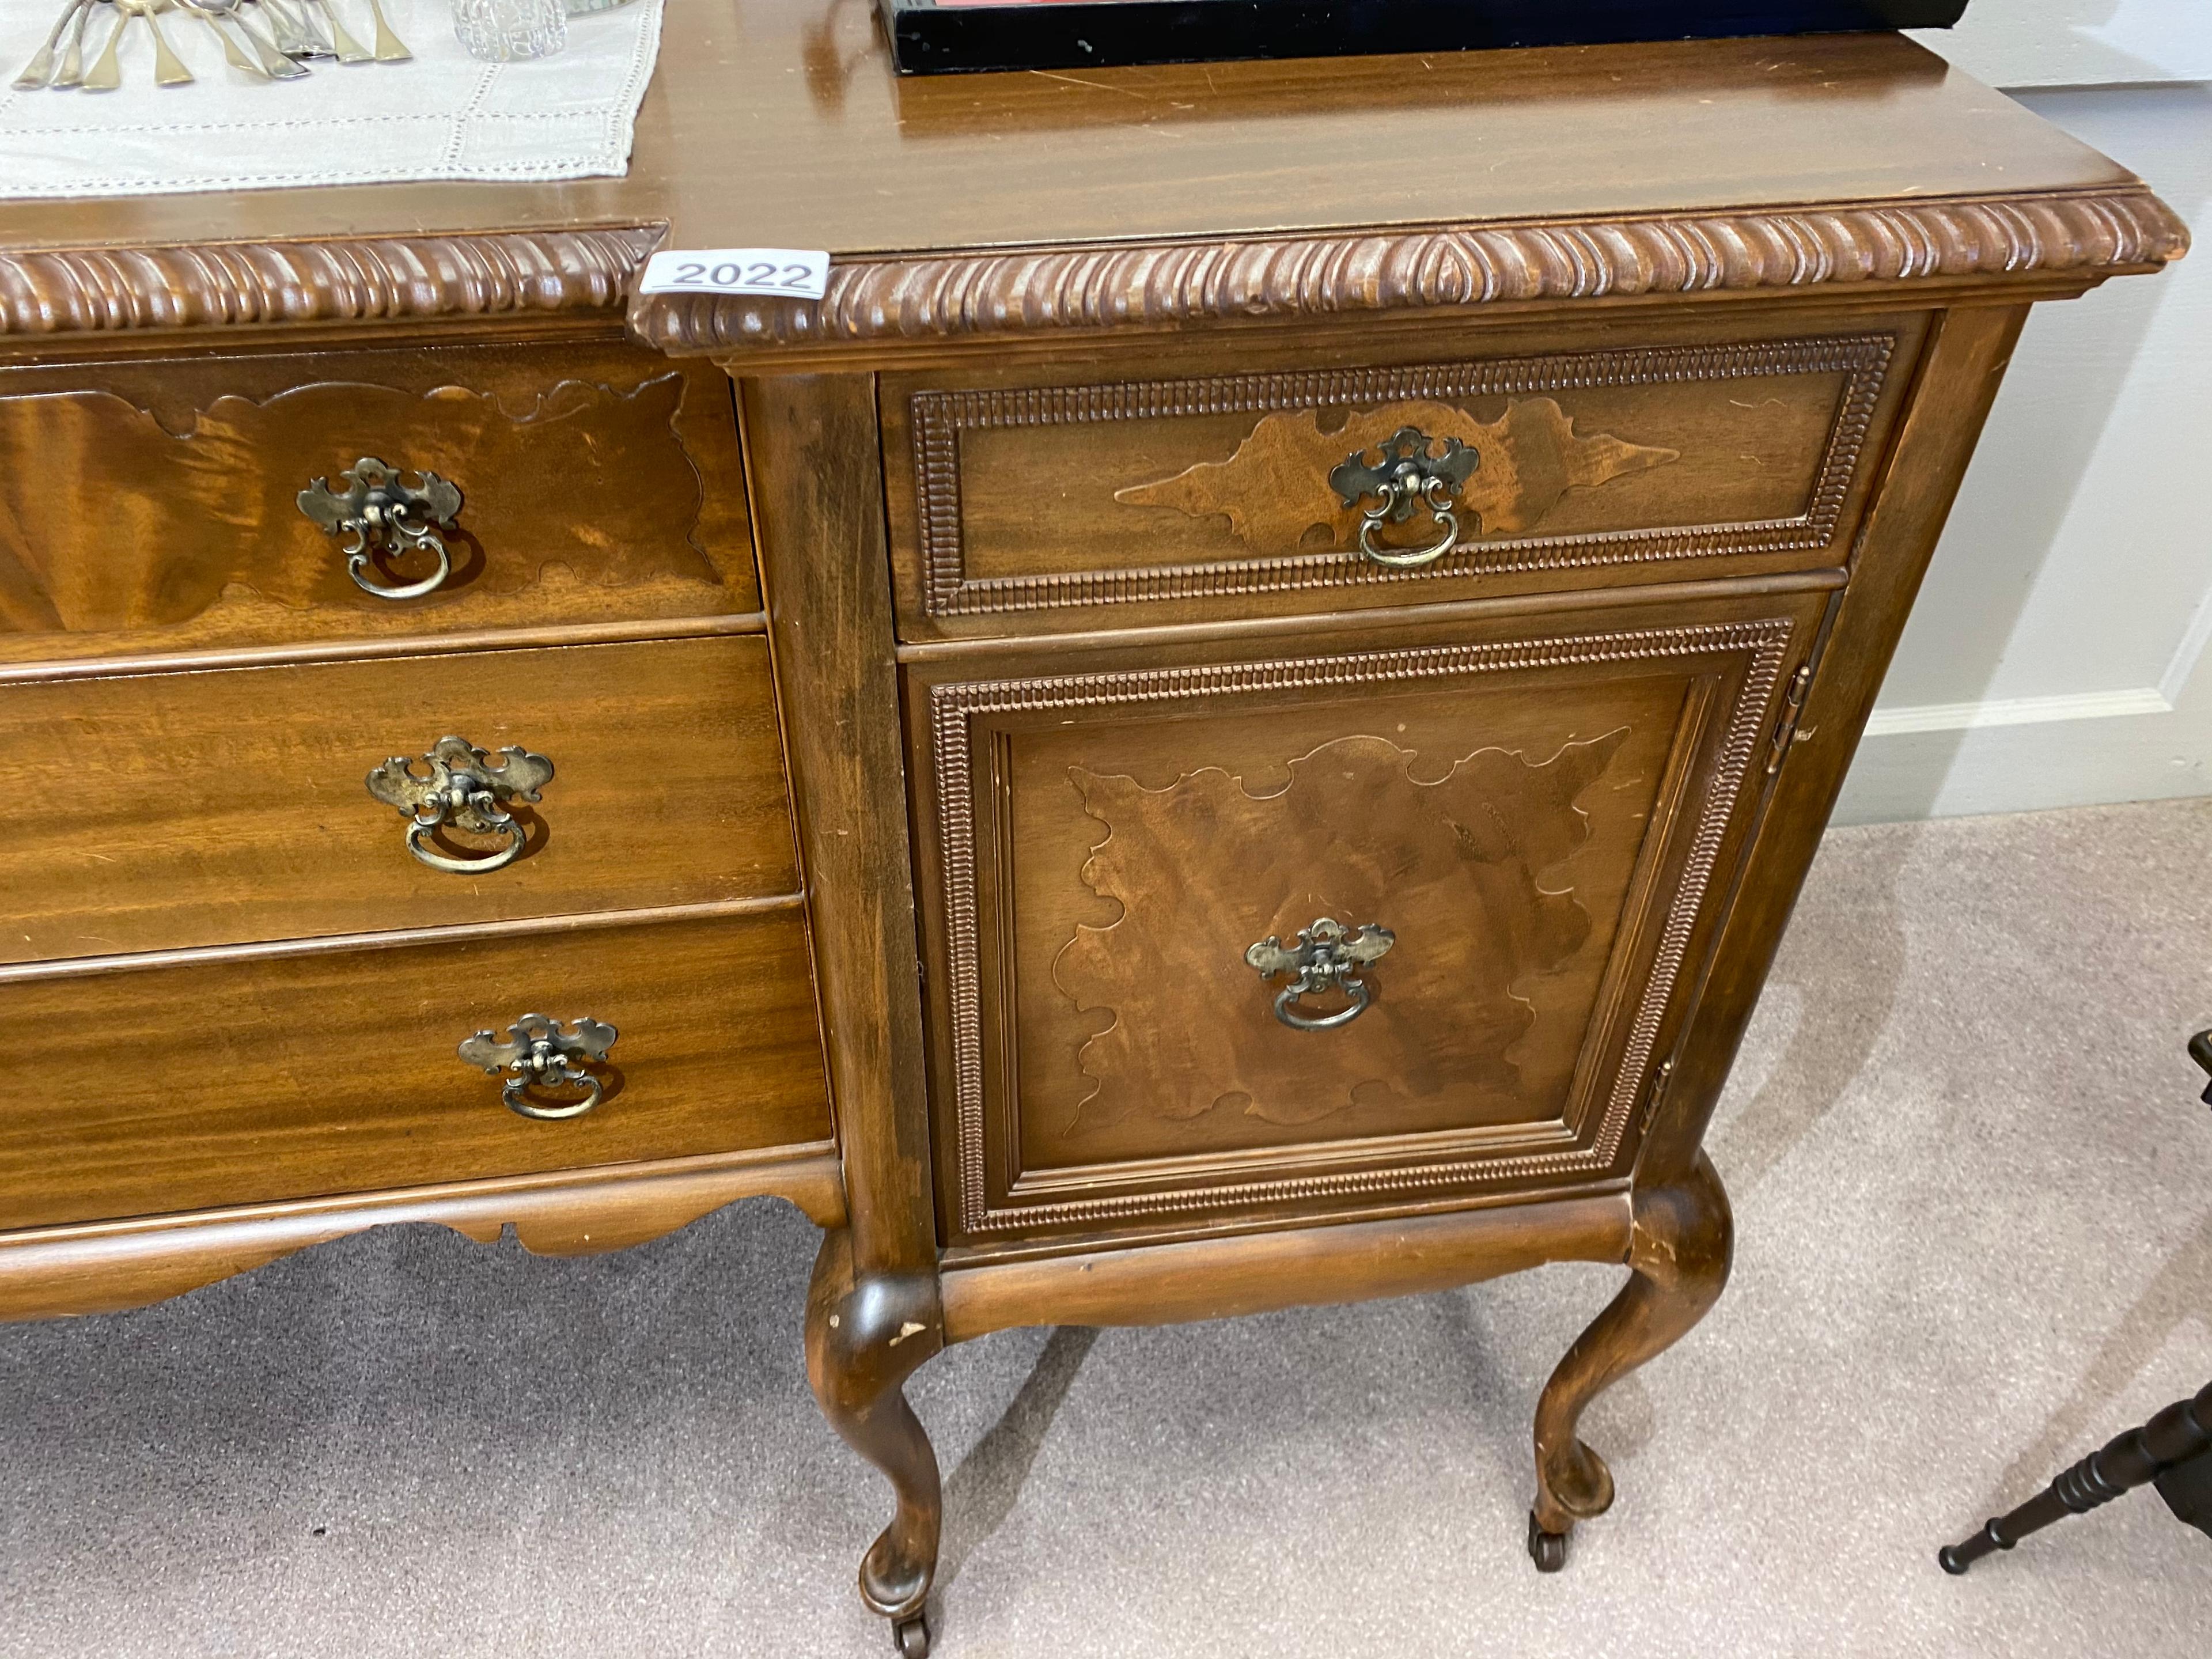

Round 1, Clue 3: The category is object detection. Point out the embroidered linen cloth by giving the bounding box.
[0,0,664,199]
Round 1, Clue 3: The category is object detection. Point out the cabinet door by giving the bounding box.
[908,590,1828,1250]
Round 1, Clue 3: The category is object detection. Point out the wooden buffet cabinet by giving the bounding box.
[0,7,2184,1653]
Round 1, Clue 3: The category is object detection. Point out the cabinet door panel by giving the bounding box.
[910,592,1828,1249]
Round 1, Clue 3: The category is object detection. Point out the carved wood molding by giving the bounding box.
[0,1148,845,1321]
[929,617,1794,1237]
[0,225,663,337]
[1,188,2179,344]
[643,187,2188,352]
[911,334,1895,618]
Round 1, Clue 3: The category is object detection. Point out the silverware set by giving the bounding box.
[14,0,410,89]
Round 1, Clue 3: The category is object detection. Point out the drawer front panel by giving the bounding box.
[910,592,1827,1247]
[884,315,1921,639]
[0,910,830,1232]
[0,342,756,666]
[0,634,795,964]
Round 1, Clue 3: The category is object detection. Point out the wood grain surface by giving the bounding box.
[744,374,940,1278]
[882,309,1922,637]
[0,907,830,1232]
[0,342,755,664]
[0,635,796,963]
[0,1146,844,1324]
[0,13,2137,264]
[907,587,1826,1248]
[940,1190,1633,1336]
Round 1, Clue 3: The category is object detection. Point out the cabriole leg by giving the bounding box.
[1529,1154,1733,1570]
[805,1228,946,1654]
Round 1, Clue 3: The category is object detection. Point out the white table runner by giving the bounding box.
[0,0,664,199]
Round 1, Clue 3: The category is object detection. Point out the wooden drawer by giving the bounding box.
[908,587,1829,1248]
[884,311,1923,641]
[0,634,795,964]
[0,340,756,666]
[0,908,830,1232]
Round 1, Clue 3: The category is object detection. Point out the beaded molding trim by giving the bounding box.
[928,616,1796,1237]
[909,333,1896,618]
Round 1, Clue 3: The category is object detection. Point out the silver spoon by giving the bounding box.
[302,0,370,63]
[256,0,327,57]
[80,0,191,89]
[138,0,199,85]
[52,0,97,84]
[175,0,268,77]
[361,0,408,61]
[188,0,308,76]
[13,0,88,89]
[79,1,130,90]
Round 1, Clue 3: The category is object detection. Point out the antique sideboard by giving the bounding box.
[0,7,2185,1654]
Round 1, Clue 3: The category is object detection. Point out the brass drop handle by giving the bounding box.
[1328,425,1480,569]
[1245,916,1396,1031]
[459,1014,618,1120]
[298,456,464,600]
[366,736,553,874]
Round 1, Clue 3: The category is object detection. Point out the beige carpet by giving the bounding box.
[3,799,2209,1658]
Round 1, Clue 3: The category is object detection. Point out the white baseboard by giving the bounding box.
[1862,686,2173,738]
[1836,687,2211,824]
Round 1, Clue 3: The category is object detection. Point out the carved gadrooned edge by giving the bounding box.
[912,334,1896,618]
[638,187,2188,353]
[0,225,664,336]
[929,617,1796,1237]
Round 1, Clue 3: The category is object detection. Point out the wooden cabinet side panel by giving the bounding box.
[1641,304,2035,1187]
[741,372,938,1275]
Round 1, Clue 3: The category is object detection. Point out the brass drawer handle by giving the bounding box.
[1245,917,1396,1031]
[459,1013,618,1120]
[366,736,553,874]
[298,457,464,600]
[1328,426,1479,569]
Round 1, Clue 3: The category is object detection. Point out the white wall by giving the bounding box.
[1832,7,2212,822]
[1908,0,2212,86]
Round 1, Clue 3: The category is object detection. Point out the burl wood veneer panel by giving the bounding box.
[0,910,829,1231]
[0,340,756,664]
[0,635,795,964]
[908,589,1829,1247]
[882,312,1925,639]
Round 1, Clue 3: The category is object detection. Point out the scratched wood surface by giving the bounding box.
[0,8,2131,263]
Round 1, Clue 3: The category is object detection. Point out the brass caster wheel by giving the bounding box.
[1528,1509,1569,1573]
[892,1614,931,1658]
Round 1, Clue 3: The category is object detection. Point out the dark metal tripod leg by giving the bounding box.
[1940,1378,2212,1573]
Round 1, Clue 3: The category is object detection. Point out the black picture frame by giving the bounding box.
[878,0,1972,76]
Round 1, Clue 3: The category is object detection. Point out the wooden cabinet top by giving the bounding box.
[0,0,2186,354]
